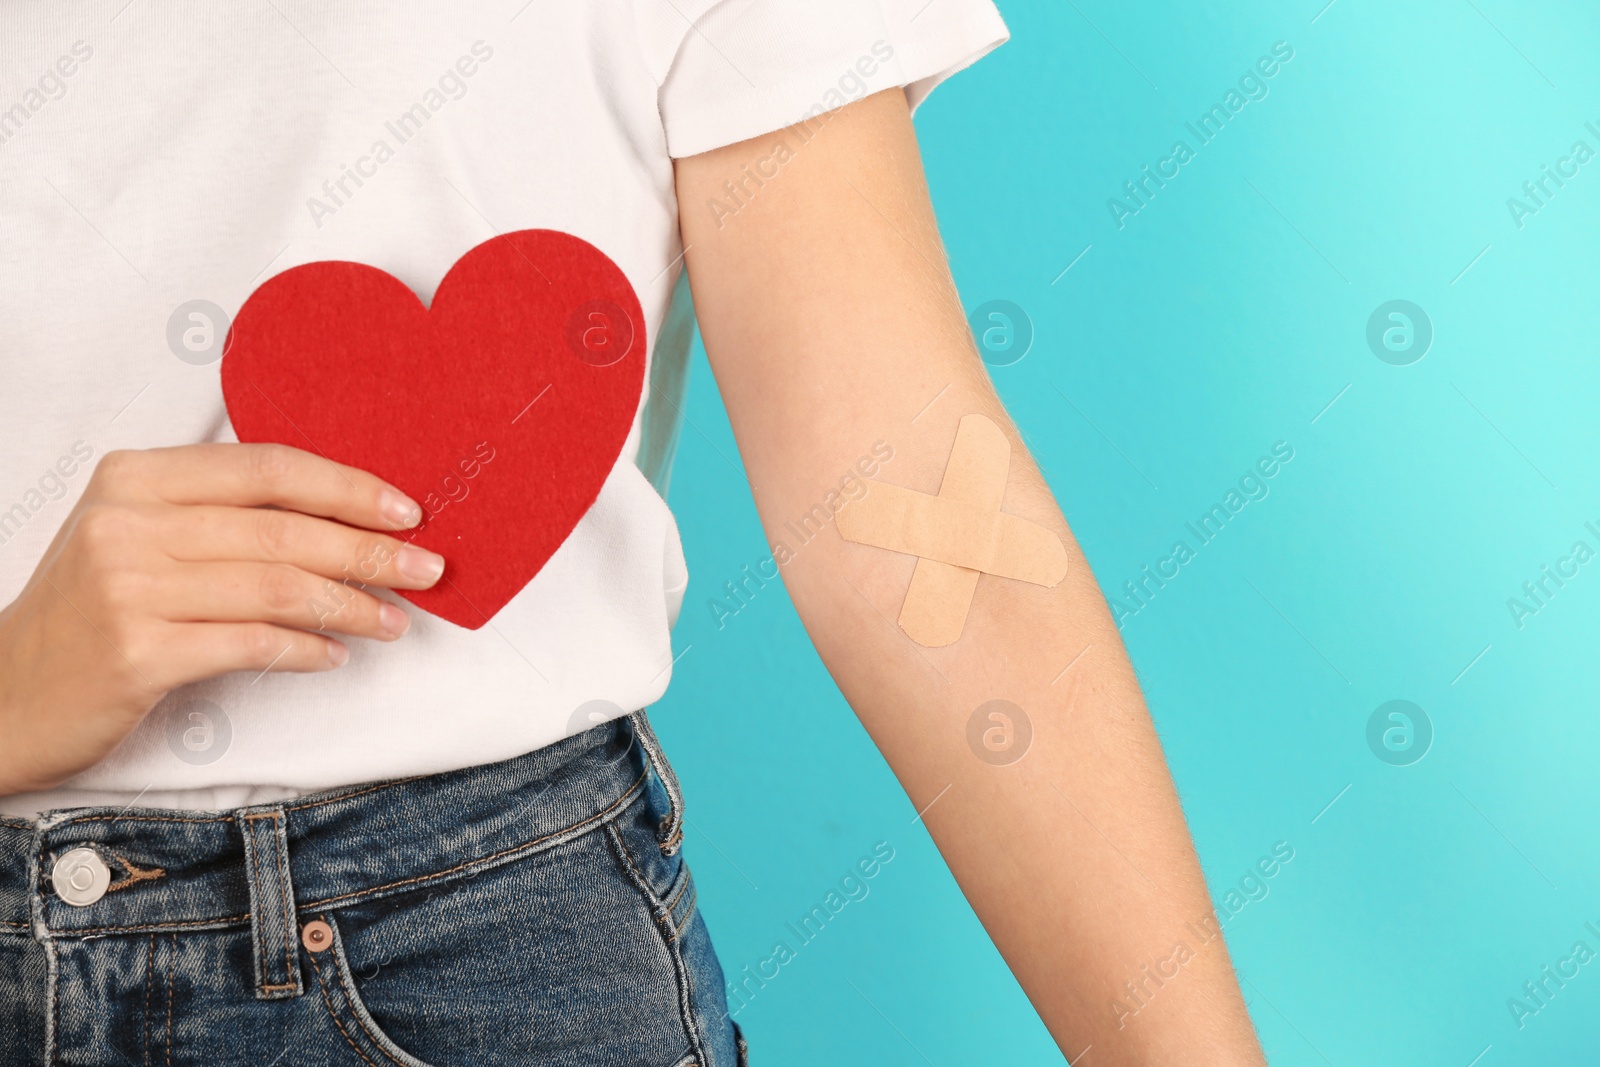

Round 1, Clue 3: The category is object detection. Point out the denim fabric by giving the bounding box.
[0,716,746,1066]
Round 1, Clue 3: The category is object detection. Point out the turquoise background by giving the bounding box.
[653,1,1600,1063]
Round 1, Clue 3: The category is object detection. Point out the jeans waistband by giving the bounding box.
[0,713,677,998]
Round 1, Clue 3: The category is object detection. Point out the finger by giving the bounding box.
[97,444,423,532]
[151,621,348,687]
[161,505,445,590]
[155,562,411,641]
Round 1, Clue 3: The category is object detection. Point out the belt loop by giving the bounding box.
[237,806,303,1000]
[628,710,684,855]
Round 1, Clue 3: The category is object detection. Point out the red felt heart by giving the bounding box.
[221,229,645,629]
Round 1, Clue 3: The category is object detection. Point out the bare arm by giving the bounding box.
[675,88,1265,1064]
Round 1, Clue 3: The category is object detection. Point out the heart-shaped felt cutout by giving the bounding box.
[221,229,645,629]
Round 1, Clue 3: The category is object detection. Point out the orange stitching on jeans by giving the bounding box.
[165,933,174,1067]
[68,913,251,936]
[240,812,300,993]
[50,926,58,1067]
[664,868,691,912]
[614,831,704,1055]
[340,970,420,1063]
[271,817,297,989]
[309,948,394,1067]
[606,824,679,942]
[144,935,153,1067]
[103,851,166,894]
[284,776,423,813]
[242,826,272,994]
[55,813,234,826]
[672,886,699,941]
[301,769,648,910]
[606,821,705,1055]
[605,824,654,904]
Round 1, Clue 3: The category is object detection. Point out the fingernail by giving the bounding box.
[378,603,411,638]
[327,641,349,667]
[396,545,446,586]
[380,490,423,530]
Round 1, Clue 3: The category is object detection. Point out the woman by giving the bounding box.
[0,2,1264,1063]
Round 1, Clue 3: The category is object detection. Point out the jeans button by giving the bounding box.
[301,920,333,953]
[51,847,112,907]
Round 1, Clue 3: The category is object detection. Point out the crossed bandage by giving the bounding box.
[837,414,1068,646]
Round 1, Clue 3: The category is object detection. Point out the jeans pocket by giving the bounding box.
[304,912,444,1067]
[607,801,745,1067]
[301,826,709,1066]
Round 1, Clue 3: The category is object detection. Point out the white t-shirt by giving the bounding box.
[0,0,1006,816]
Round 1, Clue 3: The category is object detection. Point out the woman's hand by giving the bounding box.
[0,443,446,797]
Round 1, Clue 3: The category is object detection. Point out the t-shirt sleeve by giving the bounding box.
[642,0,1009,159]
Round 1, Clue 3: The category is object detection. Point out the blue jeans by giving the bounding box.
[0,715,746,1066]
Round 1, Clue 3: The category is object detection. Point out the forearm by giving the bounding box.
[677,90,1263,1062]
[772,421,1257,1060]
